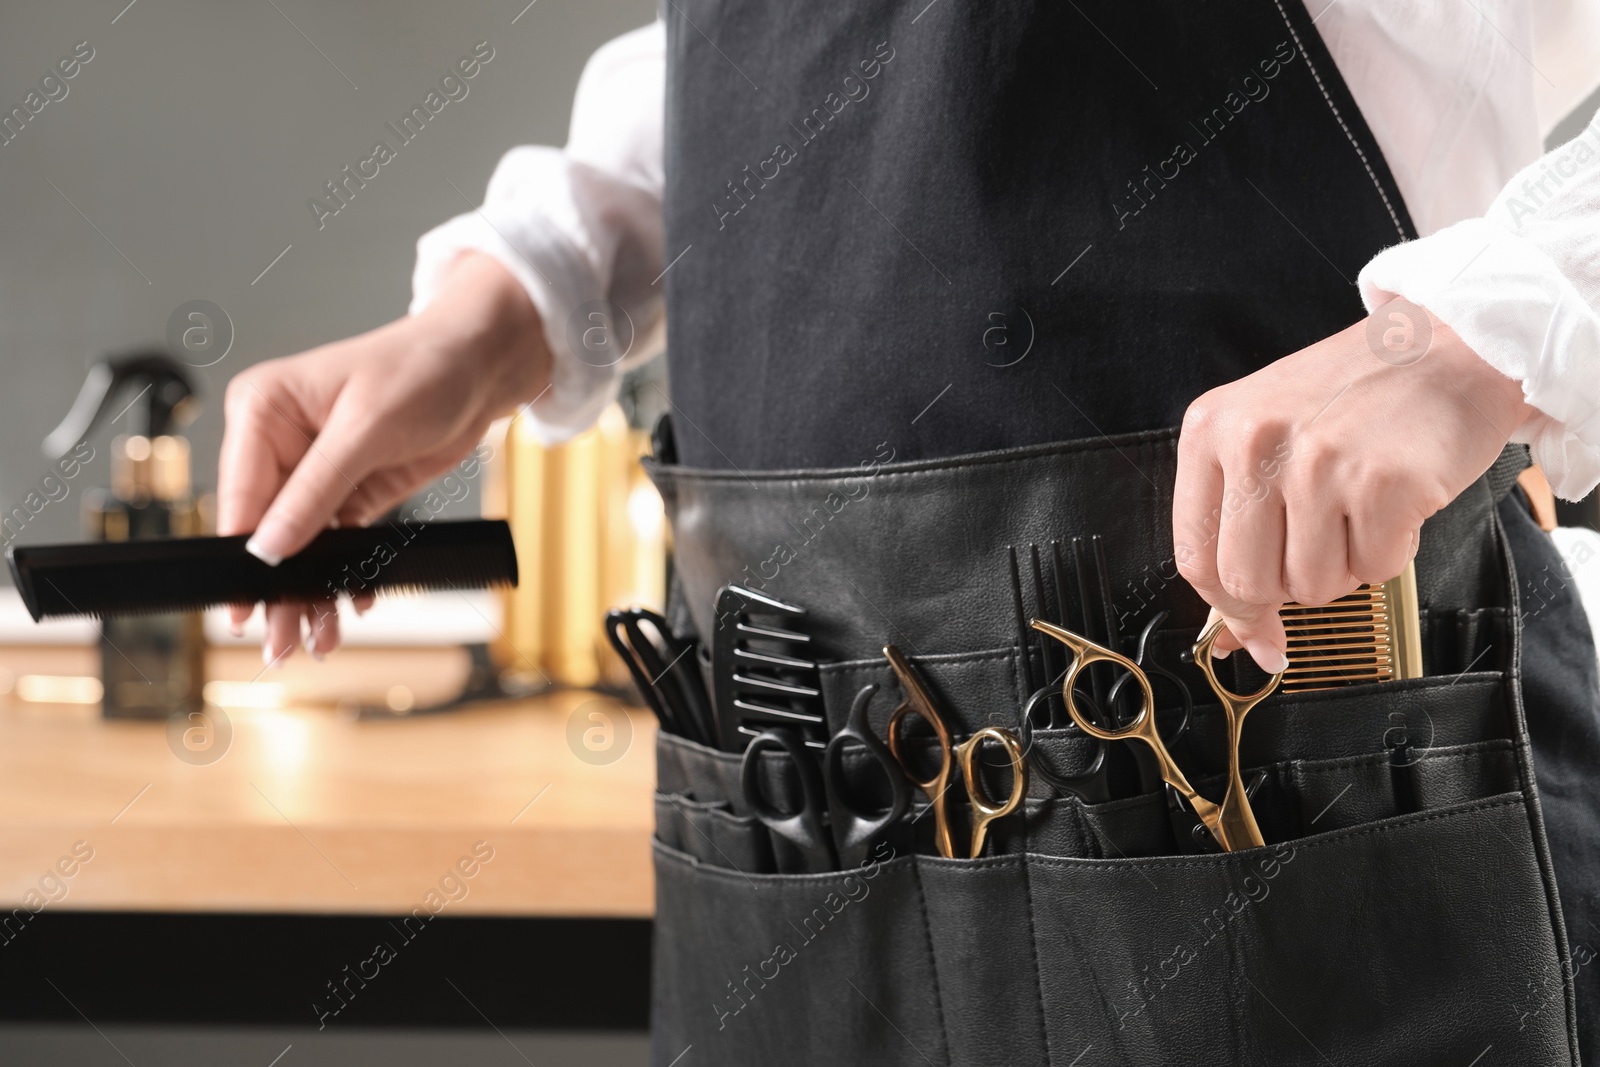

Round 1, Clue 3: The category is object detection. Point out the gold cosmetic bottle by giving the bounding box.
[46,352,208,719]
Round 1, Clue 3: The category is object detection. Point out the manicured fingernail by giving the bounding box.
[1212,646,1231,659]
[246,528,286,567]
[1247,642,1289,675]
[229,620,244,638]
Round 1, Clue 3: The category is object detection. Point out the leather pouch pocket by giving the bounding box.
[651,684,1569,1065]
[651,843,943,1066]
[1410,739,1519,808]
[995,796,1096,857]
[998,789,1220,859]
[1029,796,1570,1066]
[920,855,1048,1064]
[657,732,745,810]
[1420,605,1511,675]
[1290,740,1519,835]
[1186,673,1511,768]
[655,793,776,874]
[656,732,906,873]
[653,796,1571,1066]
[1077,790,1178,858]
[1012,769,1300,859]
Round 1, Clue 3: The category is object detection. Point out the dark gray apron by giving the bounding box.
[646,0,1599,1062]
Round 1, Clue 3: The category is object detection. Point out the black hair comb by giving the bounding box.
[7,519,518,621]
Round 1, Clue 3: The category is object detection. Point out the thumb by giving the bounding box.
[1204,604,1288,676]
[246,421,371,565]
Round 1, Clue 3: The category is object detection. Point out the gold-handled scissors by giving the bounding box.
[1029,617,1282,851]
[882,645,1027,859]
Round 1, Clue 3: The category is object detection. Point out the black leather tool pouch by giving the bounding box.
[644,437,1578,1065]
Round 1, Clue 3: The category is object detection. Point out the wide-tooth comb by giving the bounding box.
[7,519,518,621]
[1008,538,1112,718]
[1279,561,1423,692]
[711,584,824,751]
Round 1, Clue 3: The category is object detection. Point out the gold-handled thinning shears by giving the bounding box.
[1029,617,1282,851]
[882,645,1027,859]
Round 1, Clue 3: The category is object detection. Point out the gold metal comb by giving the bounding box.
[1278,561,1423,692]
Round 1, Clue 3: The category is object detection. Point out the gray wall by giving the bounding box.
[0,0,654,561]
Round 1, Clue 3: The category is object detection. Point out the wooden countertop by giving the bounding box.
[0,647,657,917]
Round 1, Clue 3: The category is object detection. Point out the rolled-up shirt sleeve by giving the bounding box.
[1358,108,1600,501]
[410,20,666,443]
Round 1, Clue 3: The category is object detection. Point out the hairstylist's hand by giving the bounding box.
[1172,300,1533,674]
[217,251,549,665]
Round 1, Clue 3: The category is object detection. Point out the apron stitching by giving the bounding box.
[1029,794,1525,871]
[1079,801,1101,860]
[1020,851,1056,1065]
[1269,0,1408,242]
[907,856,953,1065]
[1495,504,1584,1059]
[642,428,1180,485]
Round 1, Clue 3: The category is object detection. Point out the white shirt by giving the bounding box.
[411,2,1600,500]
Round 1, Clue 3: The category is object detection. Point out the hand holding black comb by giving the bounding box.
[7,519,518,621]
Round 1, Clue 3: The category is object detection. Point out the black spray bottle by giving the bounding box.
[44,351,208,719]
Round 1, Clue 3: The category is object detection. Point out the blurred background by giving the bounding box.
[0,1,663,1064]
[0,0,656,537]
